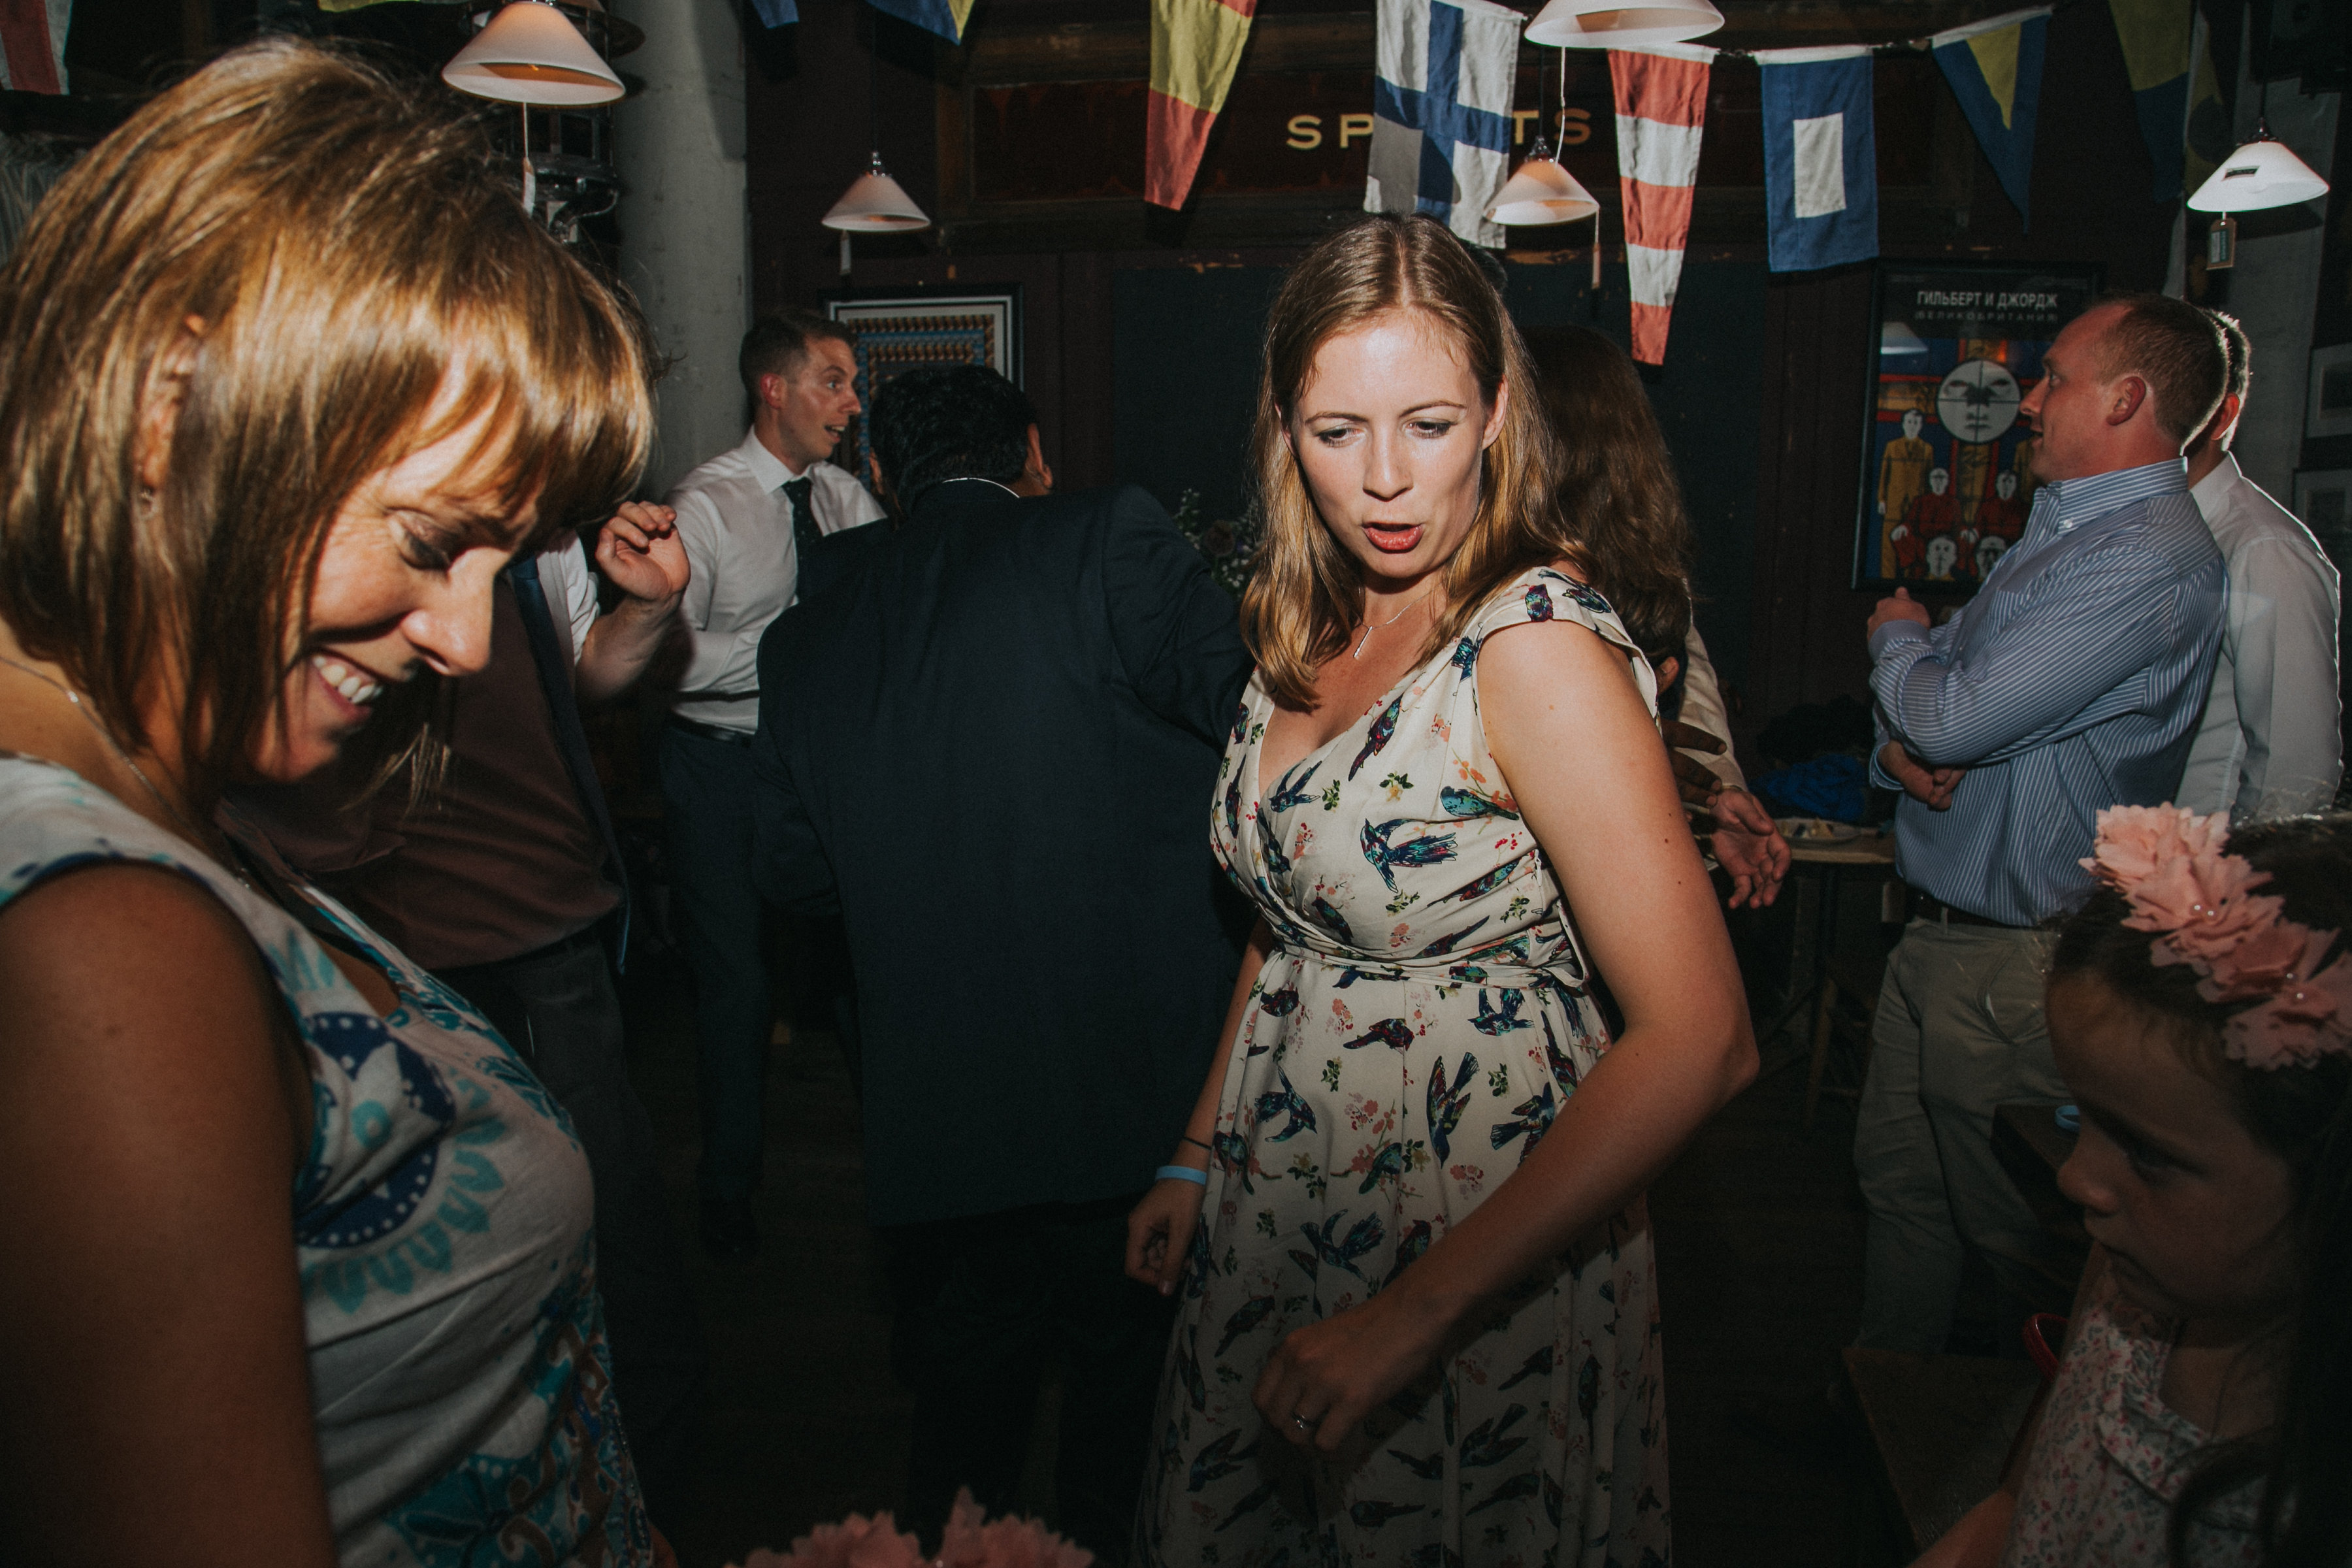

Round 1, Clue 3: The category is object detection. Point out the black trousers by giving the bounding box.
[435,933,708,1530]
[881,1192,1176,1561]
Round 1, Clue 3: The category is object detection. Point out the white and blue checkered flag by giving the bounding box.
[1365,0,1523,250]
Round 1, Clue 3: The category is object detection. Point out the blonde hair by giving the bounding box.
[1239,215,1571,708]
[0,39,653,806]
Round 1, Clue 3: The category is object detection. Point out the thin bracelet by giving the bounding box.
[1155,1164,1208,1186]
[1179,1134,1213,1151]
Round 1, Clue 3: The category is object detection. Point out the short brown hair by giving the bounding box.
[1241,215,1567,708]
[740,308,854,399]
[2091,291,2228,446]
[0,40,652,808]
[2206,306,2252,404]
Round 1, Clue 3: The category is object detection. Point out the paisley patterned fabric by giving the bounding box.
[1138,568,1674,1568]
[0,756,653,1567]
[2002,1269,2260,1567]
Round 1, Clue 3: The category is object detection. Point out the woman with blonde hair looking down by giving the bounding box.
[0,41,664,1567]
[1125,215,1756,1564]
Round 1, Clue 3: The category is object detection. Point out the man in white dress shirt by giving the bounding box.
[662,309,886,1256]
[2177,308,2344,822]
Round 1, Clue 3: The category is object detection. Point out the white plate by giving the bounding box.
[1775,817,1862,843]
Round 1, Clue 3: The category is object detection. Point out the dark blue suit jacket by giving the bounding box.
[752,480,1254,1225]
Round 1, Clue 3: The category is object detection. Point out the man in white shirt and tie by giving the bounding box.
[2178,308,2344,823]
[662,308,885,1256]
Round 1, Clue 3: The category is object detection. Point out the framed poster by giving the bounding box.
[1855,261,2103,591]
[826,291,1021,482]
[2306,342,2352,440]
[2292,468,2352,551]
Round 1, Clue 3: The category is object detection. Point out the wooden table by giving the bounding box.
[1755,827,1899,1126]
[1844,1348,2042,1556]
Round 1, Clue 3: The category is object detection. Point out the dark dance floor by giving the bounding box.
[626,889,1892,1568]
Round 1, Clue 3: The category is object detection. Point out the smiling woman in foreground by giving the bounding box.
[0,42,658,1568]
[1125,214,1757,1566]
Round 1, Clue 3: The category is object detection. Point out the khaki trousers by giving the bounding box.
[1852,919,2076,1353]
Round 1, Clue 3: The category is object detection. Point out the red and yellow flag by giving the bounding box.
[1147,0,1258,210]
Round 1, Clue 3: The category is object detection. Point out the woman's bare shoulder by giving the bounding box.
[0,861,286,1079]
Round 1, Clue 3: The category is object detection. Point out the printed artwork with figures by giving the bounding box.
[826,294,1020,485]
[1856,263,2101,590]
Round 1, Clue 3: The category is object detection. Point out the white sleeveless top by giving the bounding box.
[0,755,653,1566]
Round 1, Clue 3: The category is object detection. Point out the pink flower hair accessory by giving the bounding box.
[2082,804,2352,1071]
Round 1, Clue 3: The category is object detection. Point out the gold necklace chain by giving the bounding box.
[0,650,246,881]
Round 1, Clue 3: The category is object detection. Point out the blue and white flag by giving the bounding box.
[1756,46,1879,273]
[1365,0,1523,249]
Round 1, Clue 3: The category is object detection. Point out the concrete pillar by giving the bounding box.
[2217,23,2338,500]
[613,0,751,495]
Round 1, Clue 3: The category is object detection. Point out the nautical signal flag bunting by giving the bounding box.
[1148,0,1261,210]
[1929,5,2050,226]
[1609,44,1712,365]
[1756,45,1879,273]
[1366,0,1525,249]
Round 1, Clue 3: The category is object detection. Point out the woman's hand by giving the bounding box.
[1708,787,1789,908]
[593,502,687,608]
[1124,1174,1206,1295]
[1252,1285,1452,1454]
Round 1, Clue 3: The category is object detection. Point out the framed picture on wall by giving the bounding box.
[2292,468,2352,559]
[2307,343,2352,440]
[1854,261,2103,591]
[826,291,1022,482]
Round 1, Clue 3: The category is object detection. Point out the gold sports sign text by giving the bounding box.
[1284,108,1593,150]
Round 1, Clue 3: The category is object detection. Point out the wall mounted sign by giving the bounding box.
[826,291,1022,483]
[1854,259,2101,591]
[933,14,1942,252]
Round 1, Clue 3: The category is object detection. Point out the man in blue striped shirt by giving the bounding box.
[1854,294,2229,1354]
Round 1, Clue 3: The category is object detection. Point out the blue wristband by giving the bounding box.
[1156,1164,1209,1186]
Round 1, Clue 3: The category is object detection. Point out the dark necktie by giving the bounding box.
[507,554,631,968]
[783,476,821,557]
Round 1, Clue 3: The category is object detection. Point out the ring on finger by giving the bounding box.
[1292,1413,1317,1433]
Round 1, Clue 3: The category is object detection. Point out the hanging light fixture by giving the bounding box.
[444,1,623,235]
[2183,88,2330,273]
[443,1,623,105]
[823,155,932,233]
[1525,0,1723,49]
[823,28,931,278]
[1881,321,1930,357]
[1488,49,1604,286]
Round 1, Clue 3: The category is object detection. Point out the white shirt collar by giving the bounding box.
[736,426,806,493]
[2189,450,2242,513]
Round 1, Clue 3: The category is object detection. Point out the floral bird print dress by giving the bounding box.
[1138,567,1673,1568]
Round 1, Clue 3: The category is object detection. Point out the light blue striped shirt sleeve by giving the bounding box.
[1866,460,2227,924]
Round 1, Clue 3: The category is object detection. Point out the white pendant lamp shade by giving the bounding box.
[1488,155,1599,225]
[1525,0,1723,48]
[444,1,622,105]
[822,154,930,232]
[2187,136,2330,212]
[1881,321,1929,357]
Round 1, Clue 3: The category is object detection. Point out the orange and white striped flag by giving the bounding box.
[1609,44,1714,366]
[1147,0,1258,210]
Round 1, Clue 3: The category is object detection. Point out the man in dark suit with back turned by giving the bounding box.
[750,366,1251,1556]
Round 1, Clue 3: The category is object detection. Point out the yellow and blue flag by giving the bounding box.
[1930,5,2051,228]
[2108,0,2192,200]
[866,0,975,44]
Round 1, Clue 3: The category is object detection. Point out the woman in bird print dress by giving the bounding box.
[1125,216,1757,1567]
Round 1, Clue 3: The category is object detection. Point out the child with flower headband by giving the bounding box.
[1916,808,2352,1568]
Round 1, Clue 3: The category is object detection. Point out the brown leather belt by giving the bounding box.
[1911,890,2023,930]
[667,715,754,747]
